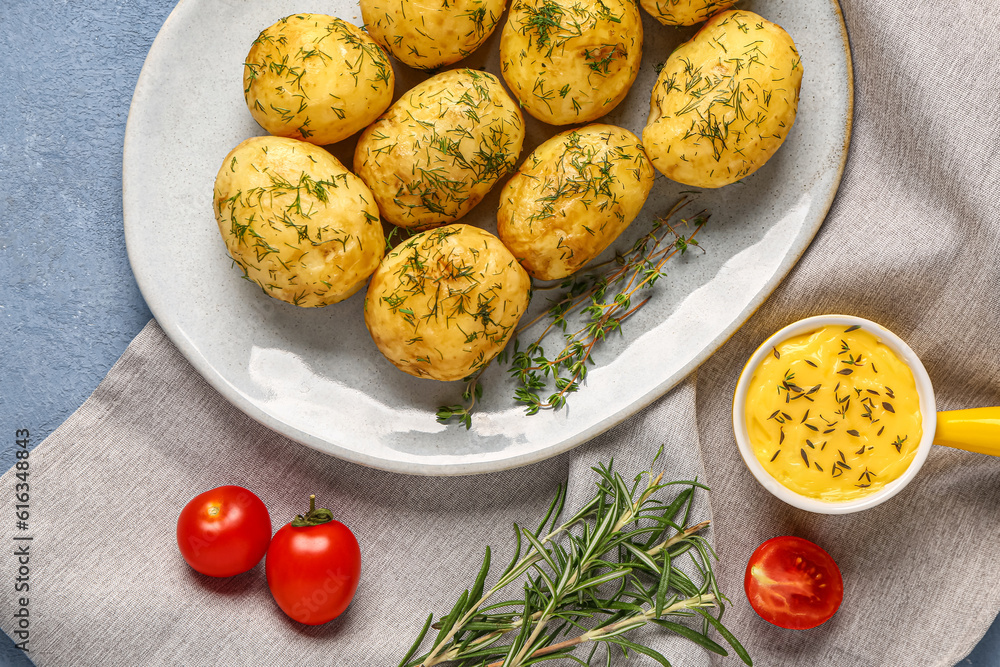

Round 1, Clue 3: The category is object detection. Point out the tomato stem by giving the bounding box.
[291,494,334,527]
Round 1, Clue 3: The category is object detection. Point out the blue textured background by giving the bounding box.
[0,1,997,664]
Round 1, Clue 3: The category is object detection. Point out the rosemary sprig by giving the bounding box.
[399,455,751,667]
[436,200,707,428]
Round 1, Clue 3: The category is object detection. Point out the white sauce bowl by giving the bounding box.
[732,314,937,514]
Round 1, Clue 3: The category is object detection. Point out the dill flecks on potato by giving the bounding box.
[498,124,655,280]
[640,0,737,27]
[361,0,508,70]
[243,14,394,146]
[642,10,803,188]
[213,136,384,307]
[500,0,643,125]
[353,69,524,231]
[364,225,531,382]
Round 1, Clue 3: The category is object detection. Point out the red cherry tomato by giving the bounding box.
[744,536,844,629]
[176,485,272,577]
[266,495,361,625]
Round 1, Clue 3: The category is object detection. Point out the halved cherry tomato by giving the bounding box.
[744,536,844,629]
[176,485,272,577]
[266,495,361,625]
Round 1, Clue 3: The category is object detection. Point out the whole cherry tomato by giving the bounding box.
[266,495,361,625]
[744,536,844,629]
[176,485,272,577]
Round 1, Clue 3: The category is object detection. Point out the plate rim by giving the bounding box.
[123,0,854,476]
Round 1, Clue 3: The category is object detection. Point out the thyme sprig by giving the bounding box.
[398,456,751,667]
[510,202,706,414]
[436,200,706,428]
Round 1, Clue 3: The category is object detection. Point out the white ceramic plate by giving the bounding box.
[124,0,853,475]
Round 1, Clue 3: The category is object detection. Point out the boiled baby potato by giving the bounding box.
[500,0,642,125]
[243,14,394,146]
[497,124,655,280]
[354,69,524,230]
[214,136,384,307]
[640,0,737,26]
[643,10,803,188]
[361,0,507,70]
[365,225,531,381]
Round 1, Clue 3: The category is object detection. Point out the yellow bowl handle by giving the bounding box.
[934,407,1000,456]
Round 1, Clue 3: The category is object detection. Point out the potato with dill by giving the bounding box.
[500,0,642,125]
[361,0,507,70]
[354,69,524,230]
[498,124,655,280]
[640,0,737,26]
[214,136,384,307]
[643,10,803,188]
[364,225,531,381]
[243,14,394,146]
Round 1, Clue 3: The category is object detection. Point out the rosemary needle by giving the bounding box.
[399,454,751,667]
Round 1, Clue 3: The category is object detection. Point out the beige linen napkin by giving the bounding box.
[695,2,1000,664]
[3,0,1000,666]
[0,324,711,666]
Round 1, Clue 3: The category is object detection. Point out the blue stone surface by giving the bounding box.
[1,0,171,663]
[0,1,996,665]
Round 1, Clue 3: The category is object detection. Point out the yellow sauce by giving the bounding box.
[745,325,922,502]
